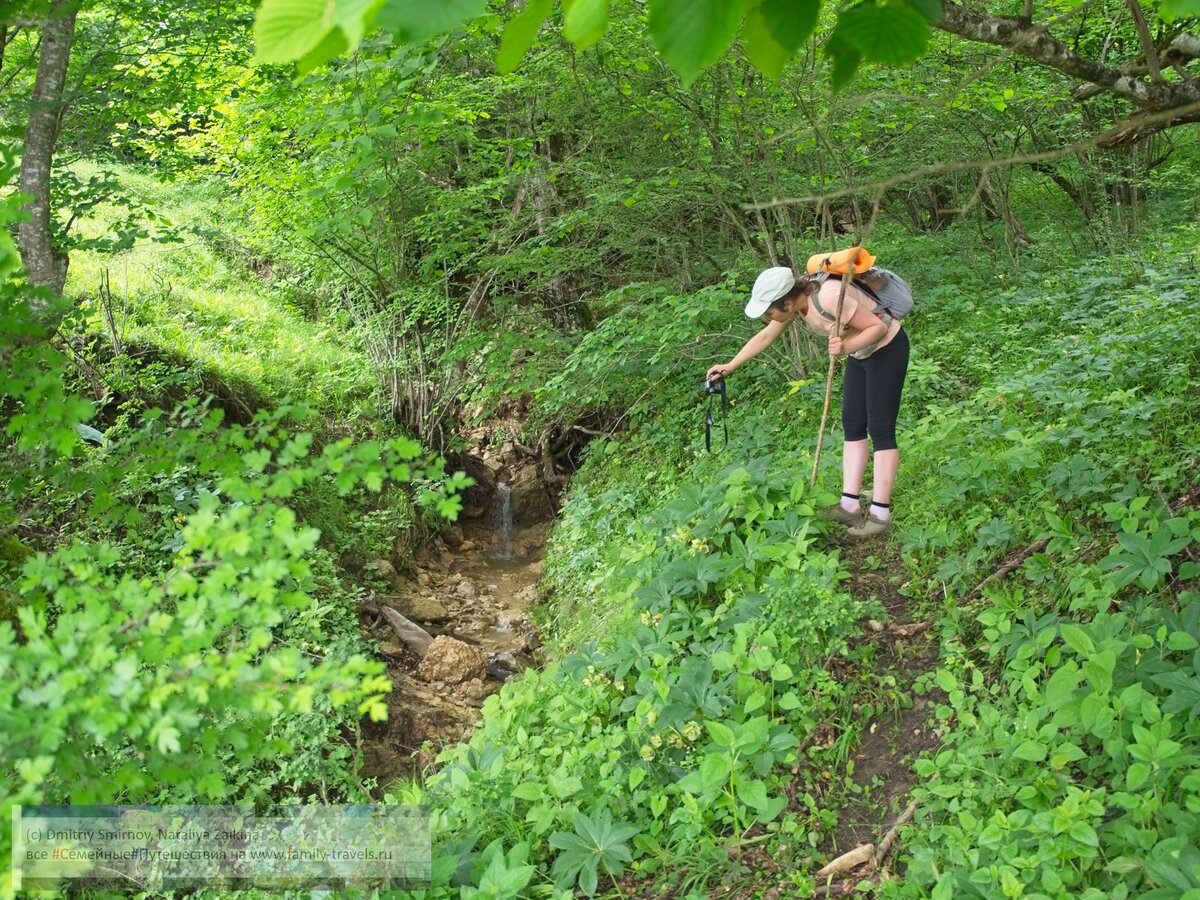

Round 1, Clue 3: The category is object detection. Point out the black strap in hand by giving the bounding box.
[705,377,728,452]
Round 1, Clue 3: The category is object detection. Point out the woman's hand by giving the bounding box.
[828,336,845,357]
[706,364,730,381]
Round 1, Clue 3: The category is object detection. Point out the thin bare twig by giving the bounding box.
[966,538,1051,600]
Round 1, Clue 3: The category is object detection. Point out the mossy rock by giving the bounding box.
[0,535,33,624]
[0,534,34,568]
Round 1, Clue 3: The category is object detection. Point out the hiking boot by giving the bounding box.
[847,513,892,539]
[821,503,865,527]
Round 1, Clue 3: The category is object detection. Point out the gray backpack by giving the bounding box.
[812,267,913,322]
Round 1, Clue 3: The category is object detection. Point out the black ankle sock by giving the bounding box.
[842,492,860,501]
[870,501,891,510]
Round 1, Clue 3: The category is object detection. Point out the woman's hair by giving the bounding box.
[768,271,820,310]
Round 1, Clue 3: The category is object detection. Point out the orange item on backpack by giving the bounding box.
[807,247,877,275]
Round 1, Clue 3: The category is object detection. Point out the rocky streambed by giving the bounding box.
[358,513,553,789]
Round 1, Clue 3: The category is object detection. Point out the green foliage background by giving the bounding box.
[3,0,1200,896]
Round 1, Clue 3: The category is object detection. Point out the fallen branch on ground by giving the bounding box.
[378,605,434,656]
[813,800,919,895]
[869,800,918,872]
[966,538,1050,600]
[816,842,875,878]
[865,620,931,637]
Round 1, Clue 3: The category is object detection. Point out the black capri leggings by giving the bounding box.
[841,327,909,452]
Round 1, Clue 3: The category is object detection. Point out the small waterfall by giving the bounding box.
[492,483,514,559]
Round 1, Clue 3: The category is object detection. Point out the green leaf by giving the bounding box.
[254,0,337,65]
[564,0,610,49]
[549,771,584,798]
[156,724,182,755]
[825,28,862,90]
[738,778,771,810]
[377,0,486,42]
[934,668,958,693]
[254,0,380,65]
[1166,630,1199,652]
[1013,740,1046,761]
[757,0,819,52]
[512,783,543,800]
[579,861,600,896]
[1084,650,1117,695]
[296,27,350,74]
[1059,623,1095,656]
[705,720,736,747]
[1126,761,1151,790]
[1068,821,1099,847]
[836,1,931,65]
[1050,742,1088,766]
[497,0,554,74]
[701,753,733,788]
[902,0,942,24]
[479,852,536,894]
[1043,663,1082,710]
[741,6,793,78]
[648,0,744,86]
[1159,0,1200,20]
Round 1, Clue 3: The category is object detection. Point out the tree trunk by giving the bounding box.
[1,25,12,75]
[17,2,77,305]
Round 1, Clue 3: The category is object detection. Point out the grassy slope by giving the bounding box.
[409,214,1200,897]
[64,162,375,417]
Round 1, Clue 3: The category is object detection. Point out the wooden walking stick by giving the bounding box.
[810,264,858,487]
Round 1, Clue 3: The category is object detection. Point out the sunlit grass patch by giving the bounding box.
[63,161,375,415]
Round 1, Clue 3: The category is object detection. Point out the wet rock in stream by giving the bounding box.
[379,592,452,623]
[417,636,488,684]
[487,651,530,681]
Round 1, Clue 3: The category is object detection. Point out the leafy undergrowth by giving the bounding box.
[399,461,884,898]
[881,238,1200,899]
[394,223,1200,897]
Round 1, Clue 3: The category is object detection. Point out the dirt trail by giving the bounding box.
[831,540,940,847]
[809,538,942,896]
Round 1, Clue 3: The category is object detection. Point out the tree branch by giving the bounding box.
[937,2,1200,110]
[746,97,1200,211]
[1073,34,1200,102]
[1124,0,1162,82]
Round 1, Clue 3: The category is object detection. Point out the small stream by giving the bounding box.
[491,482,514,560]
[359,482,552,785]
[451,555,541,653]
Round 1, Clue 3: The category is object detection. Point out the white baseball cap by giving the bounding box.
[745,267,795,318]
